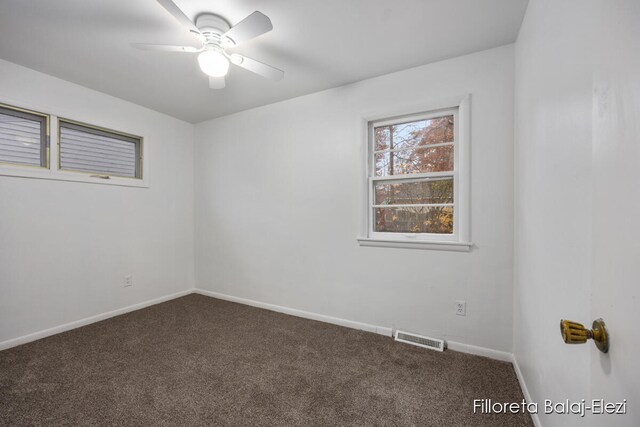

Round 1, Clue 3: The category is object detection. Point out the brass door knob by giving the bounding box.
[560,318,609,353]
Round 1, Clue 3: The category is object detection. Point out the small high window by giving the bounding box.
[0,104,49,168]
[58,120,142,179]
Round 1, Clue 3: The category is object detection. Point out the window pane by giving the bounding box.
[374,206,453,234]
[374,115,453,151]
[0,108,44,167]
[59,122,140,178]
[375,145,453,176]
[375,178,453,205]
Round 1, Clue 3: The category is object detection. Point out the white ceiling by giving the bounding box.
[0,0,528,123]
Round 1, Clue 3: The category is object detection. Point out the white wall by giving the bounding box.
[0,59,195,344]
[194,45,515,353]
[514,1,640,426]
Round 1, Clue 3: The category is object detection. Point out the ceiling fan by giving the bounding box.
[132,0,284,89]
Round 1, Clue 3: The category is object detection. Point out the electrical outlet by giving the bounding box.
[124,275,133,287]
[455,300,466,316]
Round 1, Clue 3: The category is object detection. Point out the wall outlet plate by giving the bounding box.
[124,275,133,287]
[455,300,466,316]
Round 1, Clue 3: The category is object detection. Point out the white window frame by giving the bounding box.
[0,98,148,188]
[357,95,472,251]
[57,118,143,180]
[0,102,50,170]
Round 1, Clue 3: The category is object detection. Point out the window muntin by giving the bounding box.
[58,120,142,179]
[374,177,454,205]
[374,145,454,176]
[369,110,458,239]
[0,104,48,168]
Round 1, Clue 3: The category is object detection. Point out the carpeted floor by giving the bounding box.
[0,294,533,426]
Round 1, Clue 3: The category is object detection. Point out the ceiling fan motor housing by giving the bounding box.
[195,13,232,47]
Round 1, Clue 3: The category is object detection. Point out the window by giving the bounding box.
[358,97,471,251]
[0,102,147,187]
[58,119,142,179]
[0,104,49,168]
[372,111,456,235]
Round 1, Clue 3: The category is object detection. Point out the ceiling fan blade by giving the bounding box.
[209,76,226,89]
[156,0,203,40]
[222,11,273,47]
[230,54,284,81]
[131,43,202,52]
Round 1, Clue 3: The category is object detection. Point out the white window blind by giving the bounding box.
[0,105,48,167]
[59,121,141,179]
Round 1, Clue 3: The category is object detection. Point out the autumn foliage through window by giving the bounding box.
[370,112,456,235]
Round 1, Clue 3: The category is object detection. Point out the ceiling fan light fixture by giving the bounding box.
[198,50,230,77]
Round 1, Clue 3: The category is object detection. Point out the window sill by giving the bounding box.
[356,237,472,252]
[0,166,149,188]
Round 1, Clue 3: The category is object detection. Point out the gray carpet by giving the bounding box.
[0,294,532,426]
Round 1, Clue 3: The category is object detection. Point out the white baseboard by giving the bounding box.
[0,289,194,351]
[447,341,513,362]
[0,286,539,426]
[192,288,516,366]
[511,354,542,427]
[0,284,538,427]
[193,288,394,337]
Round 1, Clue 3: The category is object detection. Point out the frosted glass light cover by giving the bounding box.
[198,51,230,77]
